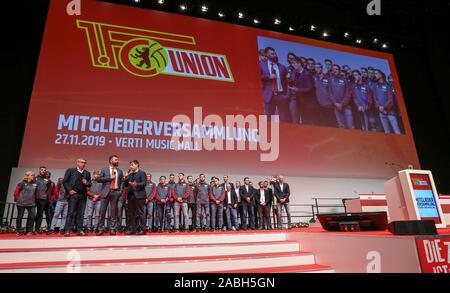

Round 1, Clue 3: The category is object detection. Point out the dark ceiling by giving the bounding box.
[101,0,450,51]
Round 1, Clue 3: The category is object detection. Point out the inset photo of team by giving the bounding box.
[257,36,405,134]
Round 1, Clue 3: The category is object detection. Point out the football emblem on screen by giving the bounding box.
[119,38,168,77]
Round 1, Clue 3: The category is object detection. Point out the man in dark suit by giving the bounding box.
[124,160,147,235]
[239,177,255,230]
[273,175,292,229]
[255,181,273,230]
[224,183,239,231]
[260,46,290,123]
[63,158,91,237]
[97,155,124,236]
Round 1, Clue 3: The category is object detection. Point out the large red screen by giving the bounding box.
[19,0,420,178]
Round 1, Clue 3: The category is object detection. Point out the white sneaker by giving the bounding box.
[232,226,236,231]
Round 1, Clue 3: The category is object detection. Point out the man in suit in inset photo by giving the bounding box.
[259,46,290,123]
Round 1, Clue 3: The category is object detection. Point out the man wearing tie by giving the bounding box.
[124,160,147,235]
[97,155,124,236]
[259,46,289,122]
[239,177,255,230]
[273,175,292,229]
[255,181,272,230]
[63,158,91,237]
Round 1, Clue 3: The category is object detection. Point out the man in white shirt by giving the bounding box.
[255,181,272,230]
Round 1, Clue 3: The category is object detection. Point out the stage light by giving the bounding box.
[274,18,281,25]
[253,19,260,24]
[382,43,388,48]
[344,32,350,38]
[310,25,316,31]
[238,12,245,19]
[180,4,187,11]
[373,38,379,44]
[157,0,164,4]
[201,5,208,13]
[288,27,295,31]
[356,39,362,44]
[322,32,329,37]
[218,12,225,18]
[133,0,140,3]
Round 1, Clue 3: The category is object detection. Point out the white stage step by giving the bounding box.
[0,241,299,264]
[0,232,287,250]
[0,232,334,273]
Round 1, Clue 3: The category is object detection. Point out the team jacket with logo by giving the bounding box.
[174,181,191,202]
[372,81,394,112]
[328,75,351,106]
[350,81,373,108]
[195,182,211,204]
[313,75,333,108]
[155,183,174,203]
[145,181,157,201]
[87,180,103,200]
[187,183,196,204]
[35,175,51,200]
[52,180,68,203]
[209,185,226,204]
[14,181,38,207]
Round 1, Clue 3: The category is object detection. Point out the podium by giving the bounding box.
[384,170,446,228]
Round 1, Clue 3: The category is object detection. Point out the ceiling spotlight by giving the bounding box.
[133,0,140,3]
[373,38,379,44]
[382,43,388,48]
[322,32,329,37]
[238,12,245,19]
[253,19,260,24]
[157,0,164,4]
[179,4,187,11]
[201,5,208,12]
[356,39,362,44]
[344,32,350,38]
[310,25,316,31]
[289,27,295,31]
[274,18,281,25]
[218,12,225,18]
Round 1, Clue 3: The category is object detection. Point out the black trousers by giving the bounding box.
[64,193,87,232]
[16,206,35,232]
[98,190,121,231]
[35,199,53,230]
[127,194,146,231]
[241,202,255,230]
[257,204,272,230]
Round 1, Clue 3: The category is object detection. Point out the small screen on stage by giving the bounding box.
[409,174,442,224]
[18,0,420,178]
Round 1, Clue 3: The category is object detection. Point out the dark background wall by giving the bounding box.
[0,0,448,203]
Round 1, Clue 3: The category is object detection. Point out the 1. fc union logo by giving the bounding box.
[76,20,234,82]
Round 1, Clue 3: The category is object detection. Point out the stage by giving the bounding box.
[1,227,449,273]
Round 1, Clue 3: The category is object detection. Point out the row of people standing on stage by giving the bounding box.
[13,156,292,236]
[259,47,404,134]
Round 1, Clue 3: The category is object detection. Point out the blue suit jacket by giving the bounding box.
[260,60,288,103]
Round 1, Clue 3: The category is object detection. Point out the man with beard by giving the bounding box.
[329,64,355,129]
[195,174,211,232]
[209,177,226,231]
[97,155,124,236]
[324,59,333,77]
[186,175,196,231]
[173,173,190,232]
[145,173,158,232]
[289,57,316,125]
[313,62,336,127]
[239,177,255,230]
[260,46,289,122]
[63,158,91,237]
[373,69,401,134]
[351,70,374,131]
[34,166,52,233]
